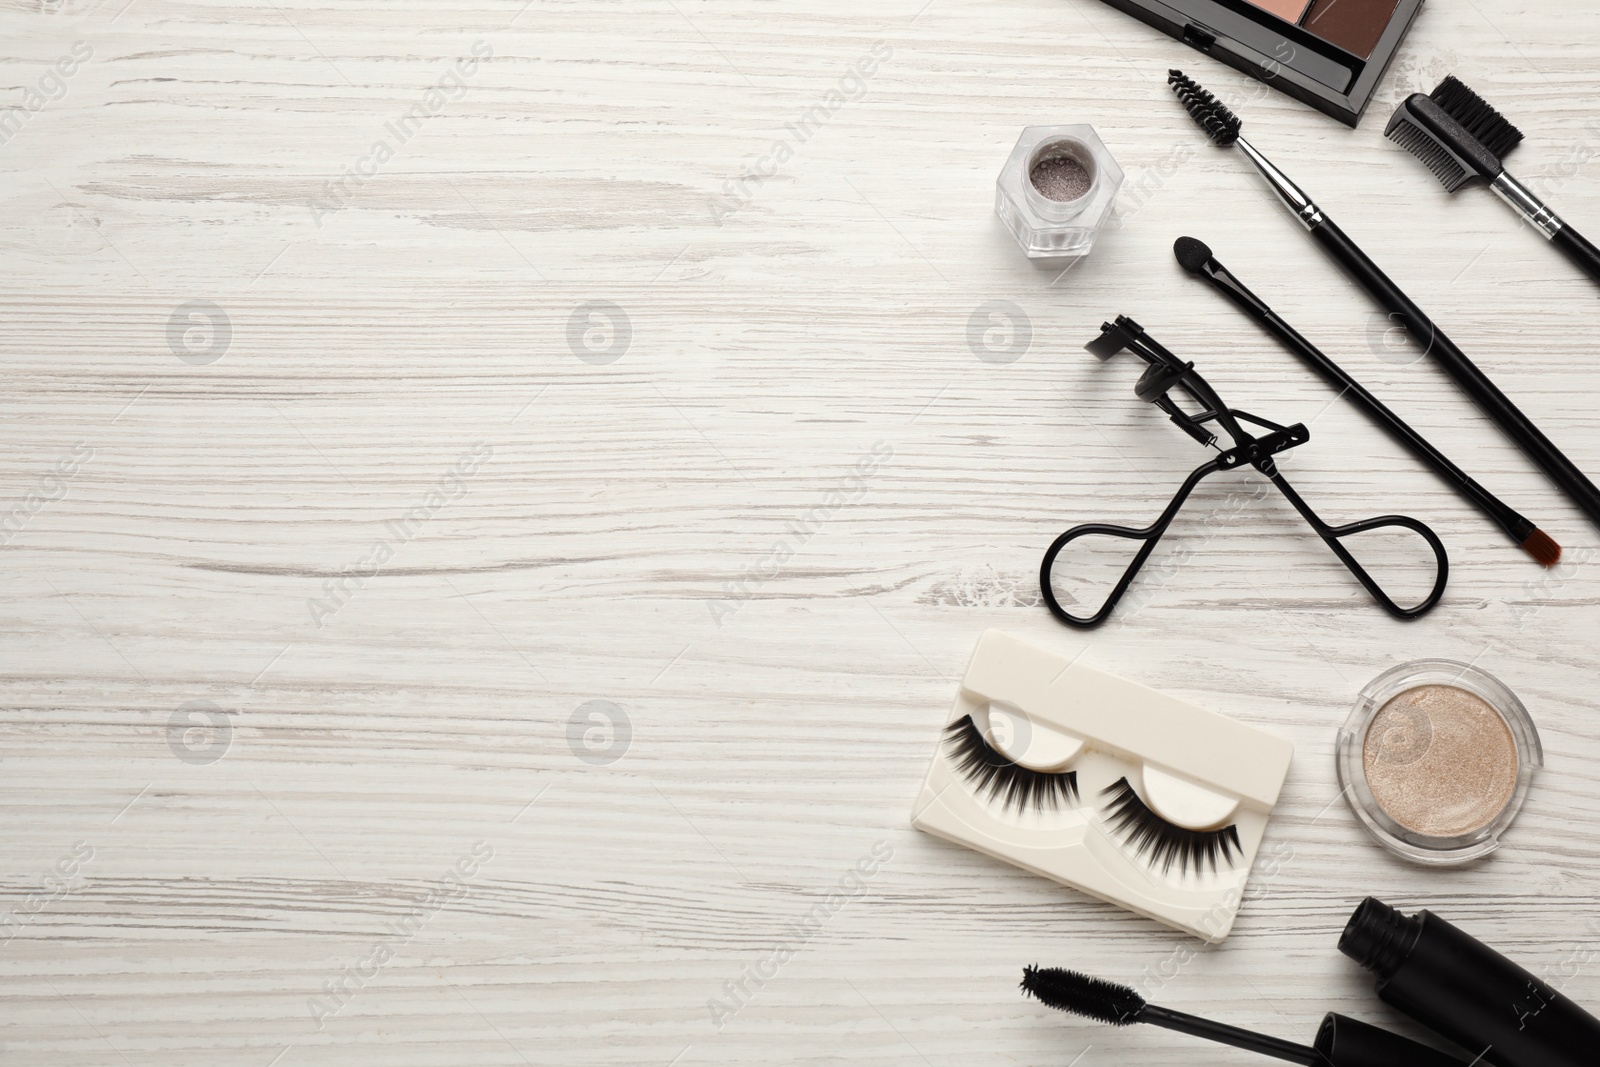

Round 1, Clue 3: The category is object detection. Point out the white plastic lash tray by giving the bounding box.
[911,630,1294,941]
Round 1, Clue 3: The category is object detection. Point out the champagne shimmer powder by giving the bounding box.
[1362,684,1519,837]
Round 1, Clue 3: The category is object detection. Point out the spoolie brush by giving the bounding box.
[1021,966,1470,1066]
[1169,71,1241,146]
[1166,69,1328,232]
[1387,76,1600,285]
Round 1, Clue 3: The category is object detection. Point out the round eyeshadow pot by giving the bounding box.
[1336,660,1542,866]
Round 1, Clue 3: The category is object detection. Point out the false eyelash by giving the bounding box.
[943,714,1079,812]
[1100,777,1241,876]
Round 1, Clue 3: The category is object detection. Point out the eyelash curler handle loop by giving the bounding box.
[1041,459,1449,627]
[1040,458,1222,628]
[1263,469,1449,619]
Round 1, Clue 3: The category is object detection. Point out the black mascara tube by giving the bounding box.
[1340,897,1600,1067]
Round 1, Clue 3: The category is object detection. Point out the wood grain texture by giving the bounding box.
[4,0,1600,1063]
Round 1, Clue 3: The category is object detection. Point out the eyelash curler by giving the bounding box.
[1040,316,1449,628]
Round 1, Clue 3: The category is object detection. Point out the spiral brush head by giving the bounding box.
[1020,966,1147,1025]
[1168,70,1241,147]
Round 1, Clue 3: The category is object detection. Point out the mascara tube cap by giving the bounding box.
[1314,1013,1468,1067]
[1337,897,1422,977]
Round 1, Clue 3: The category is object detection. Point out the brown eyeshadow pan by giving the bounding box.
[1301,0,1403,59]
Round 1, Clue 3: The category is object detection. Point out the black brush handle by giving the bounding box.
[1489,171,1600,286]
[1183,246,1542,549]
[1256,307,1535,545]
[1143,1005,1318,1065]
[1307,216,1600,531]
[1553,224,1600,285]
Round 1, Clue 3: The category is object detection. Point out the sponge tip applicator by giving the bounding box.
[1173,235,1215,275]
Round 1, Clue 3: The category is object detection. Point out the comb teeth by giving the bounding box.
[1386,116,1471,192]
[1167,69,1241,147]
[1430,75,1524,159]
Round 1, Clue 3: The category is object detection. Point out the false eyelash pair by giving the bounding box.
[943,715,1242,876]
[944,714,1081,811]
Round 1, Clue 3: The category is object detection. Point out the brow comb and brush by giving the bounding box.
[1387,76,1600,284]
[1168,69,1600,545]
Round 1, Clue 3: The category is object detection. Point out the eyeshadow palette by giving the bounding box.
[911,630,1294,941]
[1093,0,1426,126]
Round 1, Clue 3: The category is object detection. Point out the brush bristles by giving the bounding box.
[1386,115,1471,192]
[1168,70,1241,147]
[1021,966,1146,1025]
[1431,75,1524,159]
[1521,528,1561,566]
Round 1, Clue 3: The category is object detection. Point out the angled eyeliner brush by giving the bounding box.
[1387,76,1600,285]
[1168,69,1600,535]
[1174,235,1560,566]
[1021,966,1470,1066]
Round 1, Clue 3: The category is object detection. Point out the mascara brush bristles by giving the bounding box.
[1021,966,1146,1025]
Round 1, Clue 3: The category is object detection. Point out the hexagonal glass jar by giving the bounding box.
[995,125,1123,268]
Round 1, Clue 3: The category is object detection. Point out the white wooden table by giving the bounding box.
[5,1,1600,1063]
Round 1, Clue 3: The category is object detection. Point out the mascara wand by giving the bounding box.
[1020,966,1470,1066]
[1387,76,1600,285]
